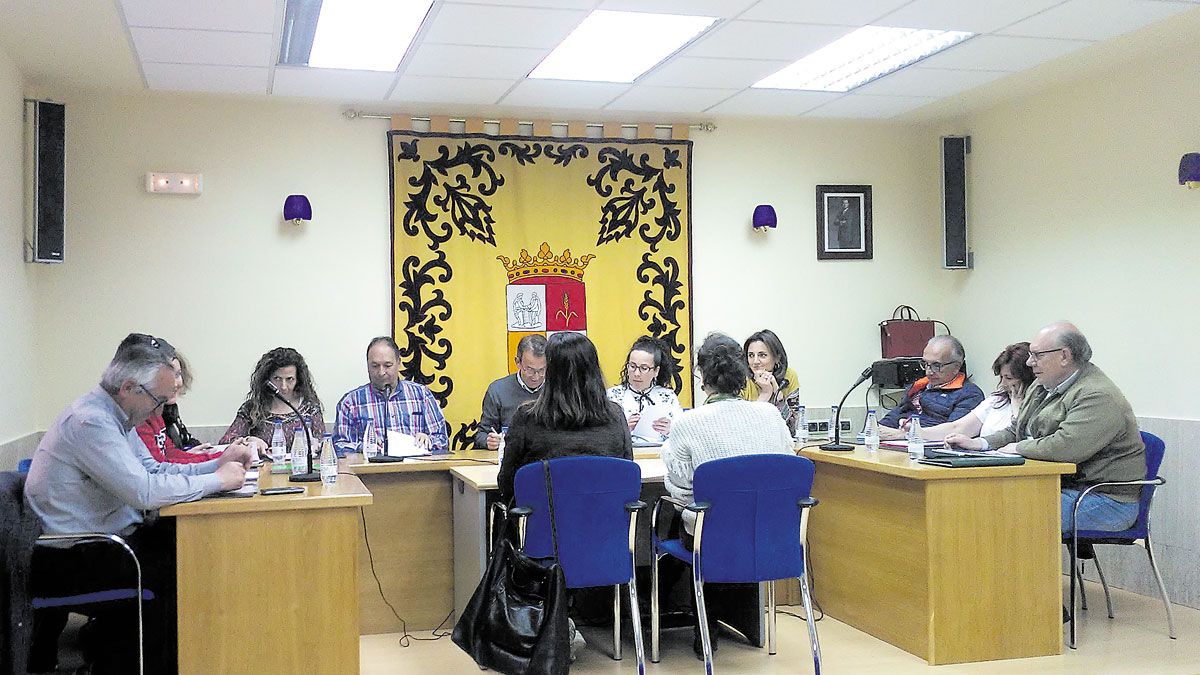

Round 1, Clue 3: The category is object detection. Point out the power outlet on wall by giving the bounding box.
[806,419,854,437]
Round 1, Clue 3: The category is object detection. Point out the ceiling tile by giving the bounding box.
[740,0,911,25]
[683,20,854,60]
[272,67,395,99]
[129,27,274,67]
[640,56,790,88]
[142,63,270,94]
[597,0,758,19]
[500,79,631,109]
[875,0,1065,32]
[705,88,840,115]
[854,66,1009,97]
[997,0,1197,40]
[390,76,515,105]
[119,0,277,33]
[441,0,596,6]
[606,86,738,112]
[916,35,1091,71]
[405,44,546,79]
[803,94,936,118]
[422,4,588,48]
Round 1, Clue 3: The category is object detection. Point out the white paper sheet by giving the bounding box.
[385,430,431,458]
[632,404,672,443]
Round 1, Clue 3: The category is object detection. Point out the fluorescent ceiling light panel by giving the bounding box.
[753,25,973,92]
[308,0,432,71]
[530,10,716,83]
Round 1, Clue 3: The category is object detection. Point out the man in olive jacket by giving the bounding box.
[947,321,1144,532]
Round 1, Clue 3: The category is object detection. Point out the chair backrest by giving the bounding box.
[692,454,815,584]
[1133,431,1166,533]
[513,456,641,589]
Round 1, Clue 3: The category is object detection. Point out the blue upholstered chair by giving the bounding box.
[650,454,821,674]
[509,456,647,673]
[1065,430,1176,649]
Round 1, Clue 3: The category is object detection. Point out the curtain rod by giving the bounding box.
[342,109,716,132]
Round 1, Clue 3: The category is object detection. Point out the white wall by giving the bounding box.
[29,91,392,427]
[0,45,37,445]
[943,11,1200,420]
[691,117,957,407]
[23,90,957,427]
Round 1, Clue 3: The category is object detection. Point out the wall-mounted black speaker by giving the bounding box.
[25,99,65,263]
[941,135,970,269]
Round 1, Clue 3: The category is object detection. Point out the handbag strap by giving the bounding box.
[541,460,561,561]
[891,304,920,320]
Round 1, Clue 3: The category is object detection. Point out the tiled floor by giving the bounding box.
[361,581,1198,674]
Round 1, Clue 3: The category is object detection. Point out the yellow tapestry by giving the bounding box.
[388,132,694,450]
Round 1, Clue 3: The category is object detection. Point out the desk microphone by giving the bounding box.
[381,384,393,456]
[268,381,320,482]
[820,365,874,452]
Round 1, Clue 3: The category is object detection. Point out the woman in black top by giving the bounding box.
[497,331,633,501]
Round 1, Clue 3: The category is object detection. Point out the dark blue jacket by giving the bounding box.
[880,373,985,429]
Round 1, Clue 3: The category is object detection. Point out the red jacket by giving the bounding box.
[136,414,224,464]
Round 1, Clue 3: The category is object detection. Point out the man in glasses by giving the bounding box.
[24,335,253,673]
[880,335,985,436]
[947,322,1144,534]
[474,334,547,449]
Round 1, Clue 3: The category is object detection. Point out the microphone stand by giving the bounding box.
[269,382,320,482]
[820,366,874,452]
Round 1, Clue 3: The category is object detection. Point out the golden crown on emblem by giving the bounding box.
[497,241,595,282]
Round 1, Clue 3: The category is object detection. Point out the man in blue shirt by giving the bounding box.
[333,336,448,455]
[880,335,985,435]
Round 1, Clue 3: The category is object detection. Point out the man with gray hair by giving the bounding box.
[25,335,252,673]
[474,334,548,449]
[948,321,1145,534]
[880,334,985,433]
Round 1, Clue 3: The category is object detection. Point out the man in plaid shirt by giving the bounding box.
[333,336,448,455]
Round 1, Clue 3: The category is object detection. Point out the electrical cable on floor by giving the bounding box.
[360,506,454,646]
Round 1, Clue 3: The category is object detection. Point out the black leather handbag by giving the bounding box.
[452,461,570,675]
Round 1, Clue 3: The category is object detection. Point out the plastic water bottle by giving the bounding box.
[497,426,508,465]
[320,434,338,486]
[794,405,808,444]
[865,409,880,452]
[291,423,309,475]
[269,421,289,474]
[907,417,924,460]
[362,423,380,459]
[829,405,839,440]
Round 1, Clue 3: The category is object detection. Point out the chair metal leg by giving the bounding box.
[1144,534,1177,639]
[800,573,822,675]
[627,576,647,675]
[613,584,622,660]
[767,579,777,655]
[1091,552,1114,619]
[693,567,714,675]
[650,553,661,663]
[1068,537,1078,649]
[1076,560,1089,611]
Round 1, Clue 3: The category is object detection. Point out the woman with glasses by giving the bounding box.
[662,332,795,657]
[740,329,800,432]
[220,347,325,452]
[909,342,1035,440]
[606,335,683,443]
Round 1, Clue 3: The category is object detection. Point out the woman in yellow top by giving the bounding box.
[741,329,800,433]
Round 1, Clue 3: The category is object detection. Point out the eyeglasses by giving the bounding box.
[920,360,960,372]
[519,366,546,377]
[138,384,168,411]
[1027,347,1065,363]
[626,363,658,374]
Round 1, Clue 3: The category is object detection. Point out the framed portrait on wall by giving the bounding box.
[816,184,872,260]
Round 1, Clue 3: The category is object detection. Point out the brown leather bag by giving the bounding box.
[879,305,948,358]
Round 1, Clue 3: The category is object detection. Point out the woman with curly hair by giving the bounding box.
[219,347,325,451]
[606,335,683,442]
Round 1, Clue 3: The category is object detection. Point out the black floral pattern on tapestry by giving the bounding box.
[399,140,504,250]
[636,253,686,393]
[451,421,479,453]
[396,250,454,405]
[588,146,682,252]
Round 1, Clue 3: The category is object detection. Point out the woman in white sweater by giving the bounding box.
[661,332,795,658]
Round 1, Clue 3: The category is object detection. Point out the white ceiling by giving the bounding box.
[0,0,1198,120]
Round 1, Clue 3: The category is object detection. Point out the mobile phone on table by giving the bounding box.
[259,486,305,496]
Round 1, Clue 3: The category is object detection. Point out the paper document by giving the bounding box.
[880,440,945,450]
[631,404,672,442]
[245,470,259,482]
[385,430,431,458]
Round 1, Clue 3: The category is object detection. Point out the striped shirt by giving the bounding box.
[333,381,448,454]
